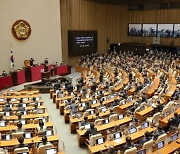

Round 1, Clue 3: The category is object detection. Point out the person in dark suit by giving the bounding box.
[137,131,152,146]
[155,100,163,112]
[123,136,134,151]
[99,71,103,83]
[14,137,29,149]
[80,116,89,126]
[3,104,12,112]
[44,58,48,65]
[91,82,97,92]
[152,125,165,140]
[67,84,73,95]
[15,122,25,133]
[168,112,180,128]
[18,103,25,112]
[2,70,7,76]
[30,58,34,66]
[85,123,97,137]
[69,102,78,115]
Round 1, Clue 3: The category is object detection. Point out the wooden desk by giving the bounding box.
[0,122,53,132]
[135,106,154,121]
[152,138,180,154]
[77,116,132,147]
[88,127,156,154]
[159,107,180,128]
[146,77,160,98]
[0,135,58,148]
[118,102,134,113]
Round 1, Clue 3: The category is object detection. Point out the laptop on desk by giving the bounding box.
[129,127,137,134]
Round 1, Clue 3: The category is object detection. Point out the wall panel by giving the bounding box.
[60,0,180,66]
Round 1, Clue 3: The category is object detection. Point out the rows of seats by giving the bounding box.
[50,51,179,153]
[0,90,60,154]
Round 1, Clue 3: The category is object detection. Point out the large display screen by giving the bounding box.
[68,30,97,56]
[157,24,174,37]
[128,24,142,36]
[142,24,157,37]
[174,24,180,38]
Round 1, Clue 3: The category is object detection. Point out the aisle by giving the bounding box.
[41,94,88,154]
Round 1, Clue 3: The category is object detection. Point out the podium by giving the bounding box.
[54,65,70,75]
[11,69,26,86]
[0,75,13,89]
[25,65,44,82]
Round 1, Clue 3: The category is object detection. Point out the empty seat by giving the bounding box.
[124,147,137,154]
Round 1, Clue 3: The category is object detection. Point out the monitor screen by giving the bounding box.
[136,148,146,154]
[101,108,107,112]
[85,124,91,130]
[172,133,178,142]
[0,121,6,127]
[121,100,126,105]
[38,102,41,106]
[20,119,26,125]
[2,134,11,141]
[157,141,164,150]
[129,127,137,134]
[55,90,59,94]
[4,112,11,116]
[9,104,13,108]
[36,97,40,101]
[46,148,57,154]
[142,122,149,129]
[114,132,122,139]
[90,110,94,115]
[11,98,16,102]
[96,138,104,145]
[68,30,97,57]
[24,132,32,139]
[37,109,43,114]
[46,130,53,136]
[82,103,86,107]
[0,98,4,101]
[118,114,124,120]
[23,98,28,101]
[22,104,27,107]
[103,119,109,124]
[93,100,97,104]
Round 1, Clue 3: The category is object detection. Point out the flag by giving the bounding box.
[10,50,15,69]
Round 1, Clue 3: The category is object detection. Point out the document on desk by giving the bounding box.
[114,138,123,144]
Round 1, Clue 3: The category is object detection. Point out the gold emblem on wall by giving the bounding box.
[12,20,31,40]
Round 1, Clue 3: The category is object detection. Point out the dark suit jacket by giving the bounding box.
[170,117,180,127]
[3,107,12,112]
[123,142,134,151]
[18,107,25,112]
[85,128,97,137]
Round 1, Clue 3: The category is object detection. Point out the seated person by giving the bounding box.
[79,116,89,127]
[32,97,38,105]
[168,112,180,128]
[2,70,7,76]
[154,100,163,112]
[37,119,47,132]
[3,104,12,112]
[14,136,29,149]
[123,136,134,151]
[15,122,25,133]
[16,112,22,120]
[152,126,165,140]
[18,103,25,112]
[38,135,52,147]
[69,101,78,115]
[136,131,152,146]
[104,145,117,154]
[85,123,97,137]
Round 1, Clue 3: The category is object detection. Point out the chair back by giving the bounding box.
[109,114,118,122]
[152,112,161,125]
[94,119,103,126]
[12,132,24,139]
[143,139,154,152]
[89,134,102,146]
[14,147,29,154]
[124,147,137,154]
[156,133,167,144]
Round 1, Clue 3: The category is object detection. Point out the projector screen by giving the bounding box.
[68,30,97,56]
[157,24,174,37]
[128,24,142,36]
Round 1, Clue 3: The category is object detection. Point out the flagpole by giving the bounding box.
[10,43,15,72]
